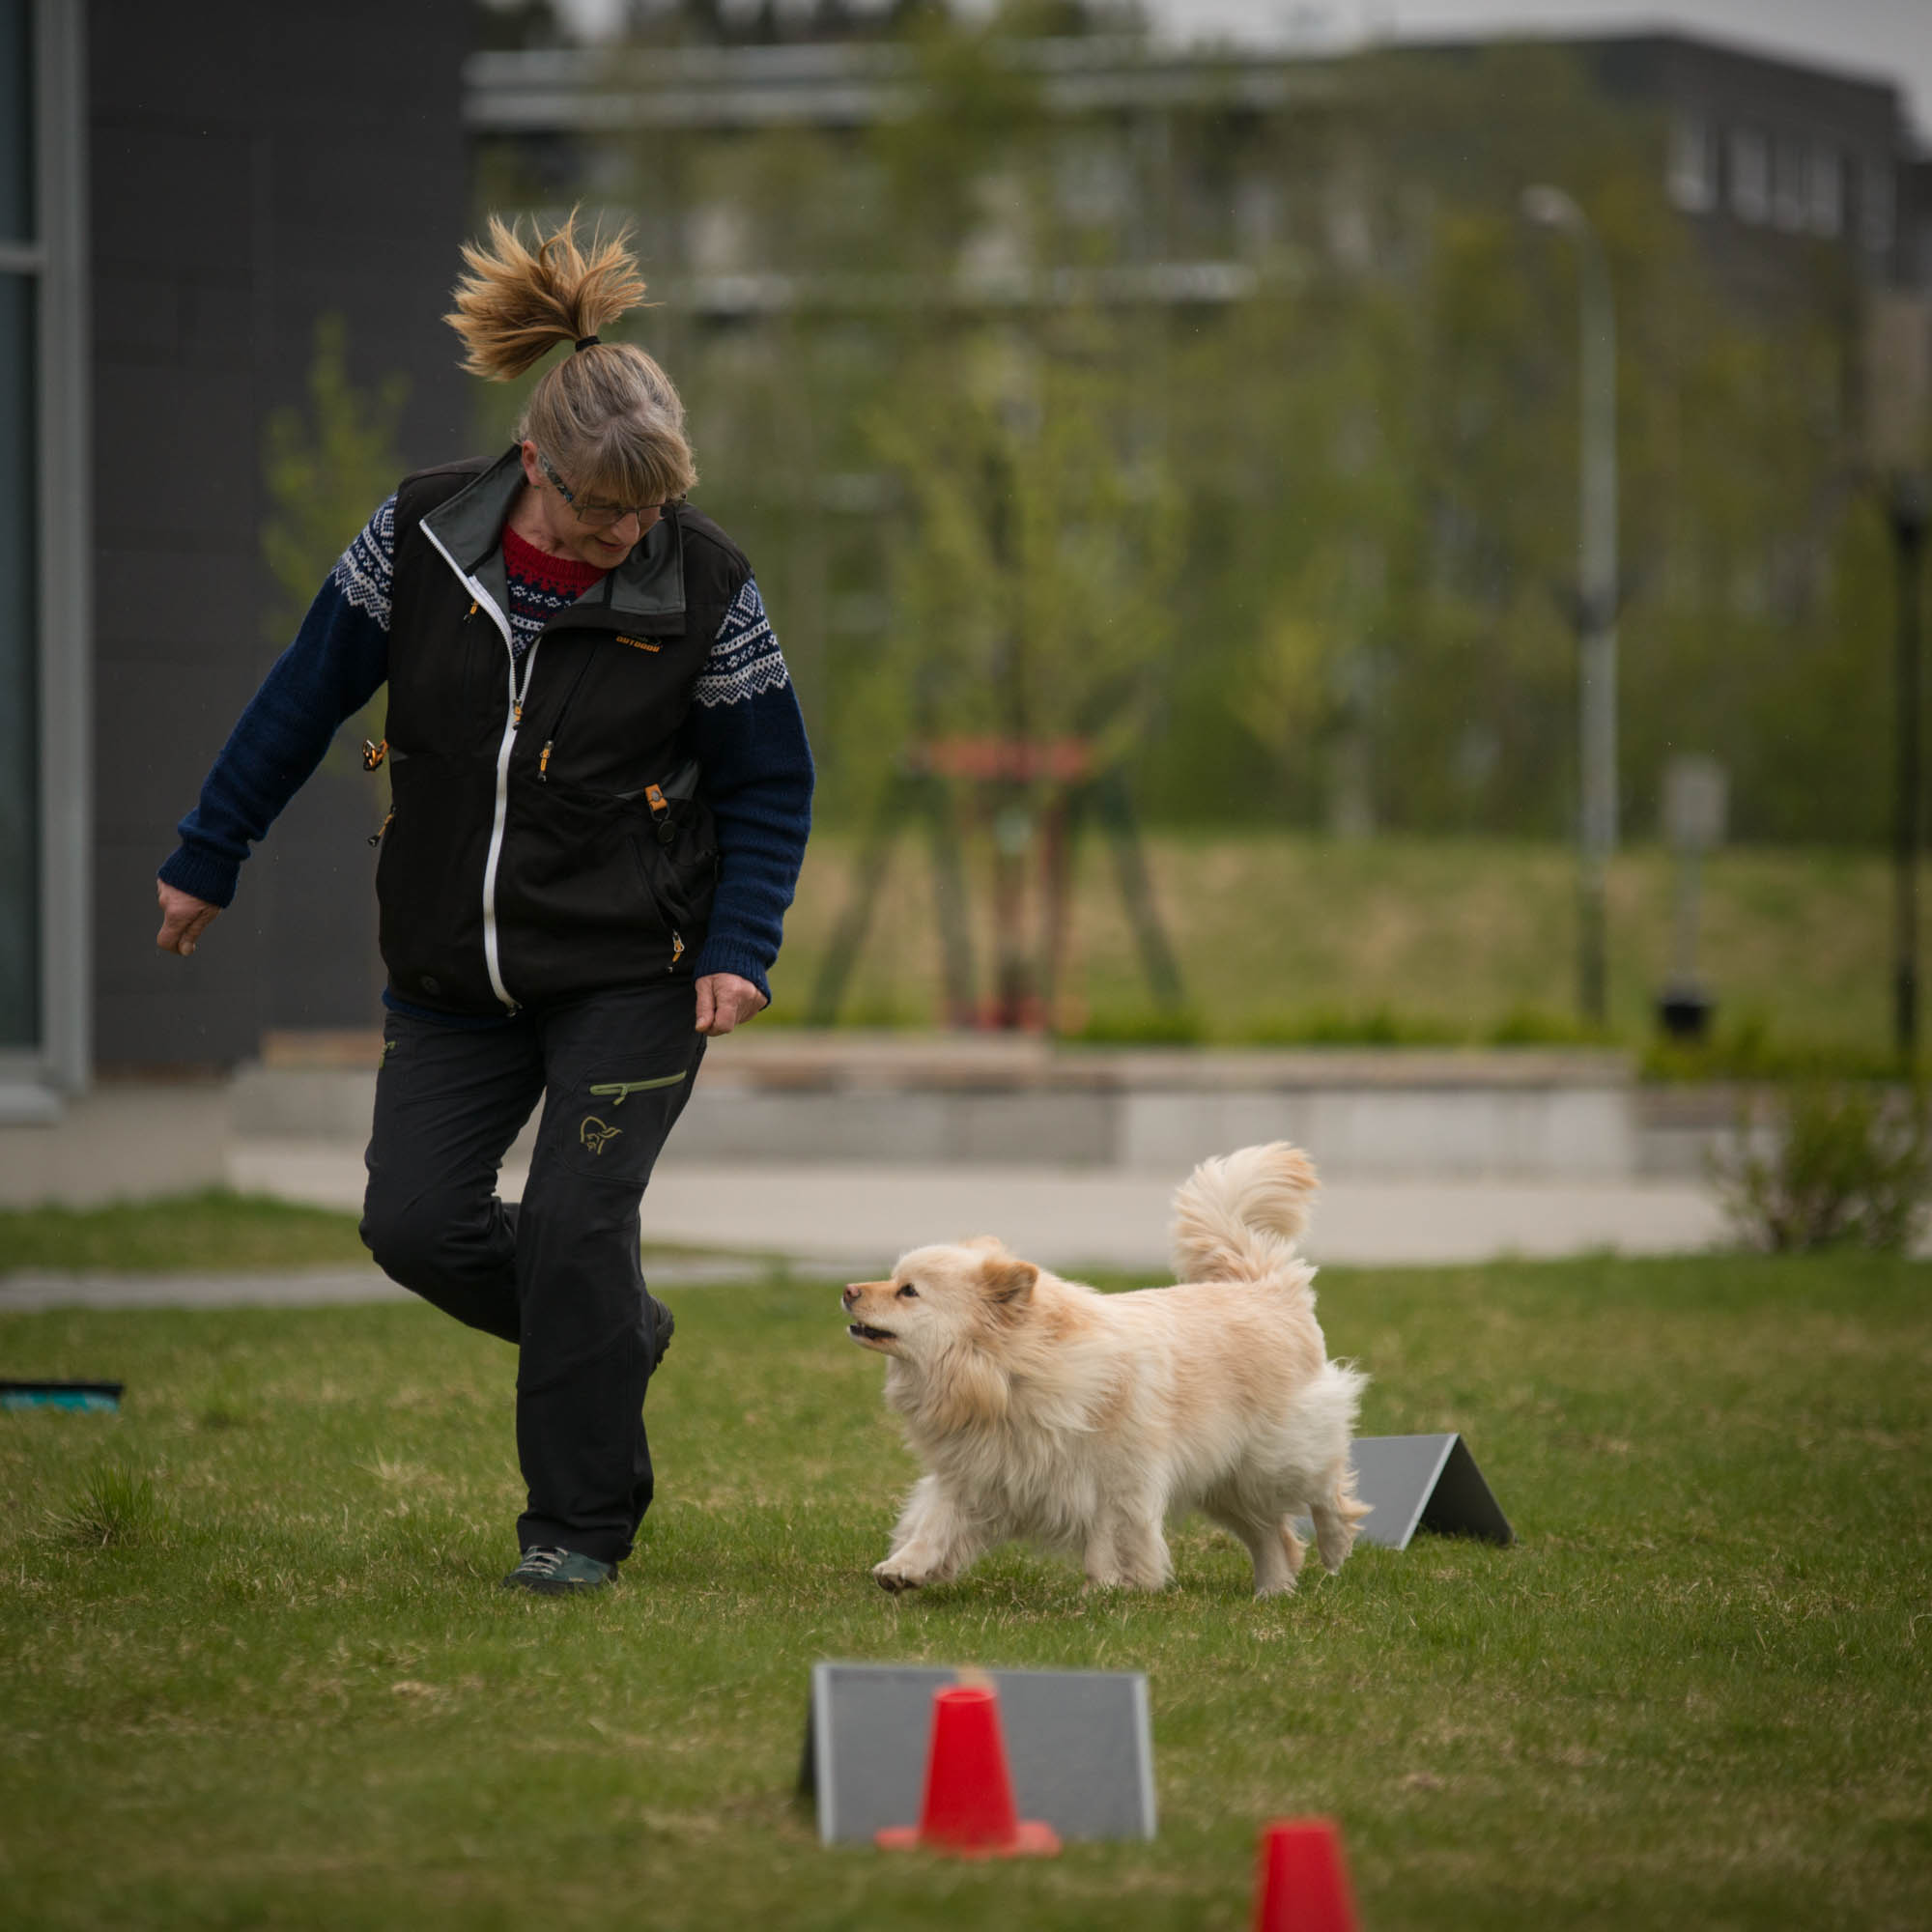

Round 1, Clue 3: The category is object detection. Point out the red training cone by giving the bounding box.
[1253,1816,1360,1932]
[876,1685,1062,1858]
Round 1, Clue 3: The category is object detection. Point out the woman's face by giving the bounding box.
[517,440,664,568]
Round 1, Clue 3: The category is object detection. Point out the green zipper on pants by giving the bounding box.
[585,1072,688,1107]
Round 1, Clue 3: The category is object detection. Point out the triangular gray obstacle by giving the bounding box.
[800,1662,1156,1846]
[1339,1433,1514,1550]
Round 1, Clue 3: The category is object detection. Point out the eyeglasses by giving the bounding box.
[536,449,665,530]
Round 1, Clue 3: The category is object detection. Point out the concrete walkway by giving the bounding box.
[2,1168,1727,1317]
[0,1149,1729,1312]
[633,1163,1729,1269]
[0,1255,785,1314]
[0,1266,414,1313]
[226,1141,1729,1272]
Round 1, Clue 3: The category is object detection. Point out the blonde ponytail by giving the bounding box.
[445,211,644,379]
[444,211,698,506]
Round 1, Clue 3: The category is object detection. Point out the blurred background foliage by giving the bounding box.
[468,1,1896,853]
[261,314,409,650]
[261,313,408,783]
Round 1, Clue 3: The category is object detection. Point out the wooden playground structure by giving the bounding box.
[806,736,1186,1033]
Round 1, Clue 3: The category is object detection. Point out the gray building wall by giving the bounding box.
[1586,33,1910,299]
[89,0,472,1068]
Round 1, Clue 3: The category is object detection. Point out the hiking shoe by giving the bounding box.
[500,1547,616,1596]
[649,1292,674,1372]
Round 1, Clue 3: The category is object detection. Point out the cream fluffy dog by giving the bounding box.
[841,1143,1369,1598]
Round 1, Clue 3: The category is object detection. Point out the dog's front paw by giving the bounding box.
[872,1560,926,1594]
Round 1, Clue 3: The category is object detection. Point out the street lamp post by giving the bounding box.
[1889,475,1928,1062]
[1524,185,1619,1027]
[1863,292,1932,1065]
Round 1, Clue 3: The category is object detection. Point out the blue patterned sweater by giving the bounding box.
[159,494,814,1007]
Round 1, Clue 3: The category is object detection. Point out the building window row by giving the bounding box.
[1669,111,1894,251]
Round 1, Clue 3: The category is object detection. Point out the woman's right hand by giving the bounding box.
[156,881,221,957]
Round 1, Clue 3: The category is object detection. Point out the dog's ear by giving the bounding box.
[958,1234,1007,1253]
[979,1257,1038,1305]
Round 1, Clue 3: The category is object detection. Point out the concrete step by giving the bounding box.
[223,1145,1729,1270]
[3,1041,1757,1210]
[231,1035,1654,1179]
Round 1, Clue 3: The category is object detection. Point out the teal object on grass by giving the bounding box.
[1,1381,124,1413]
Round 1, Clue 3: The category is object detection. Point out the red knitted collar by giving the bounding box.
[501,522,611,594]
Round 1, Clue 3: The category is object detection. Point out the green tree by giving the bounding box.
[471,19,1896,851]
[868,314,1183,754]
[260,313,409,776]
[261,314,409,643]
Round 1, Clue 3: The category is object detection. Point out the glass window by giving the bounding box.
[1862,159,1896,253]
[1772,136,1807,231]
[1806,145,1843,238]
[1666,113,1716,213]
[0,0,28,242]
[1,0,83,1092]
[1729,128,1770,224]
[0,270,37,1047]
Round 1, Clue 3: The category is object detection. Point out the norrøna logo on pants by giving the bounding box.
[578,1071,687,1155]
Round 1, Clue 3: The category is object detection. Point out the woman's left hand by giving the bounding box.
[695,973,767,1037]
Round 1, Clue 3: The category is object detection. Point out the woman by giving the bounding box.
[155,215,813,1595]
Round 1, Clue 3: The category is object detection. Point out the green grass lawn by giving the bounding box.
[0,1192,737,1277]
[773,831,1903,1064]
[0,1191,376,1274]
[2,1256,1928,1930]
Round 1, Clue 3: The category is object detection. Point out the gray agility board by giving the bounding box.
[1332,1433,1514,1550]
[801,1662,1156,1846]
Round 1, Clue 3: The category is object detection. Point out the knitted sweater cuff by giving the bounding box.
[693,938,774,1007]
[157,842,242,910]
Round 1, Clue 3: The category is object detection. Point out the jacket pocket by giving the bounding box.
[498,774,663,938]
[494,773,720,994]
[632,805,720,972]
[635,790,719,923]
[375,751,499,1010]
[627,836,693,975]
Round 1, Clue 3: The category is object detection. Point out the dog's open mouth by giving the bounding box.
[847,1321,895,1344]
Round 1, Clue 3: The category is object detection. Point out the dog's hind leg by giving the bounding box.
[1205,1486,1304,1597]
[1310,1465,1372,1575]
[1277,1517,1309,1586]
[874,1476,990,1593]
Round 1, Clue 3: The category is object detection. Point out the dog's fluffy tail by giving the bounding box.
[1169,1142,1319,1285]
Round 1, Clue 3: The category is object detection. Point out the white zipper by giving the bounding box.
[422,526,527,1014]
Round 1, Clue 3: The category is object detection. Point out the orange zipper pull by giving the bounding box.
[361,738,386,772]
[366,808,394,848]
[539,740,553,781]
[645,782,675,844]
[468,600,478,618]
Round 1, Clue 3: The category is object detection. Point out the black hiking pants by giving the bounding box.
[359,981,705,1565]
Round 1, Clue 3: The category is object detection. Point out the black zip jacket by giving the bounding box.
[380,451,748,1015]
